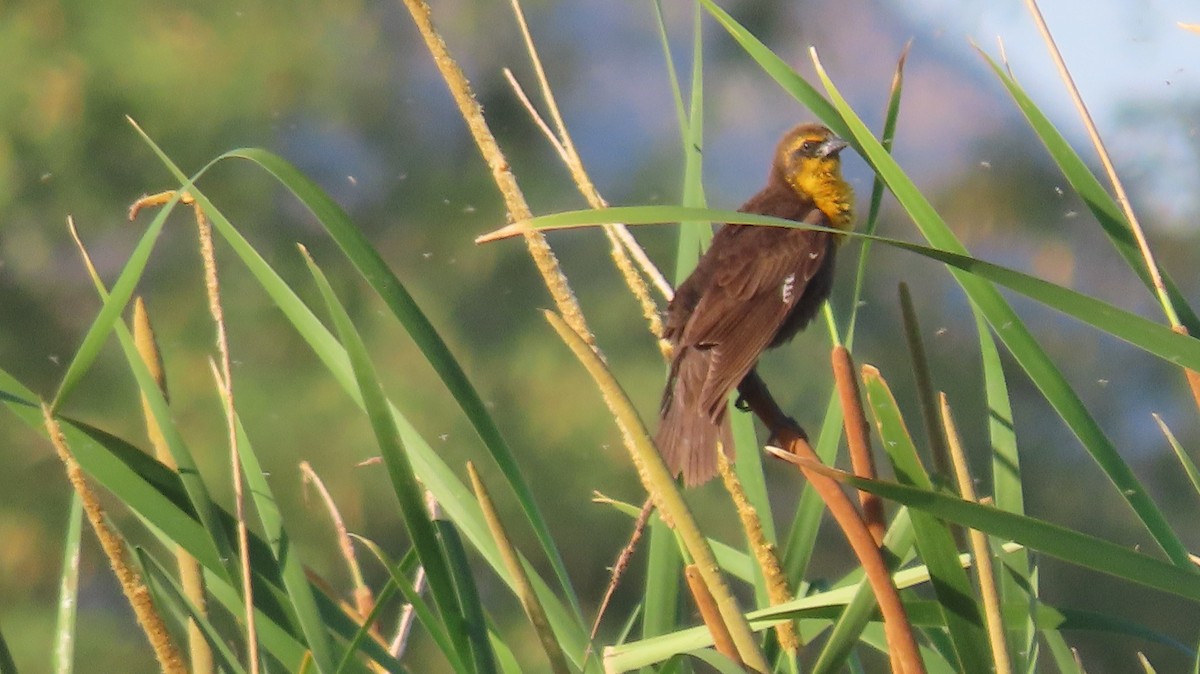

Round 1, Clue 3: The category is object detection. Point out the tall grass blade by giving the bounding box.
[52,495,83,674]
[356,541,468,674]
[302,250,471,662]
[139,550,248,674]
[972,308,1036,672]
[50,187,188,411]
[846,41,910,347]
[436,519,498,674]
[1153,414,1200,498]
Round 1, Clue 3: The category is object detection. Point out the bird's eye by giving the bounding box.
[794,139,819,158]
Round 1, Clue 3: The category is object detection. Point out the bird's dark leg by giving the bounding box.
[736,369,809,446]
[733,376,754,412]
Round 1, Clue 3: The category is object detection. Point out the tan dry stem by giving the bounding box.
[399,0,594,351]
[940,393,1012,674]
[1025,0,1180,329]
[299,462,377,633]
[132,298,213,674]
[1026,0,1200,420]
[501,59,668,355]
[469,462,571,674]
[546,311,769,672]
[194,196,260,674]
[683,564,741,666]
[716,451,798,651]
[504,42,673,354]
[587,496,653,658]
[505,0,673,305]
[390,564,426,657]
[992,37,1015,79]
[131,189,259,672]
[832,345,886,545]
[43,405,187,674]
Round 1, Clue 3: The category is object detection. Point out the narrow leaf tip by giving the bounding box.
[476,222,529,244]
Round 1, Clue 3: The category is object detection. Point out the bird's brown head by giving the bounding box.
[772,123,855,234]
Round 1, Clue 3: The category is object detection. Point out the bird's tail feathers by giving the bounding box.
[656,347,734,486]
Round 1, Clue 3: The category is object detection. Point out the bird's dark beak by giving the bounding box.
[819,137,848,158]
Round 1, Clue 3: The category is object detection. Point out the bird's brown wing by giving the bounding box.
[679,209,832,420]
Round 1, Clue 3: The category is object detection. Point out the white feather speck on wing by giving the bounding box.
[781,273,796,304]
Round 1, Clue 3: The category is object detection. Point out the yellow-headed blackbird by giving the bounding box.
[656,123,855,485]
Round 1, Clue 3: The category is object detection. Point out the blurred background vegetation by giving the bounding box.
[2,0,1199,671]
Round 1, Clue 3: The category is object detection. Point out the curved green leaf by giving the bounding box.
[498,205,1200,374]
[227,145,582,621]
[108,178,599,671]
